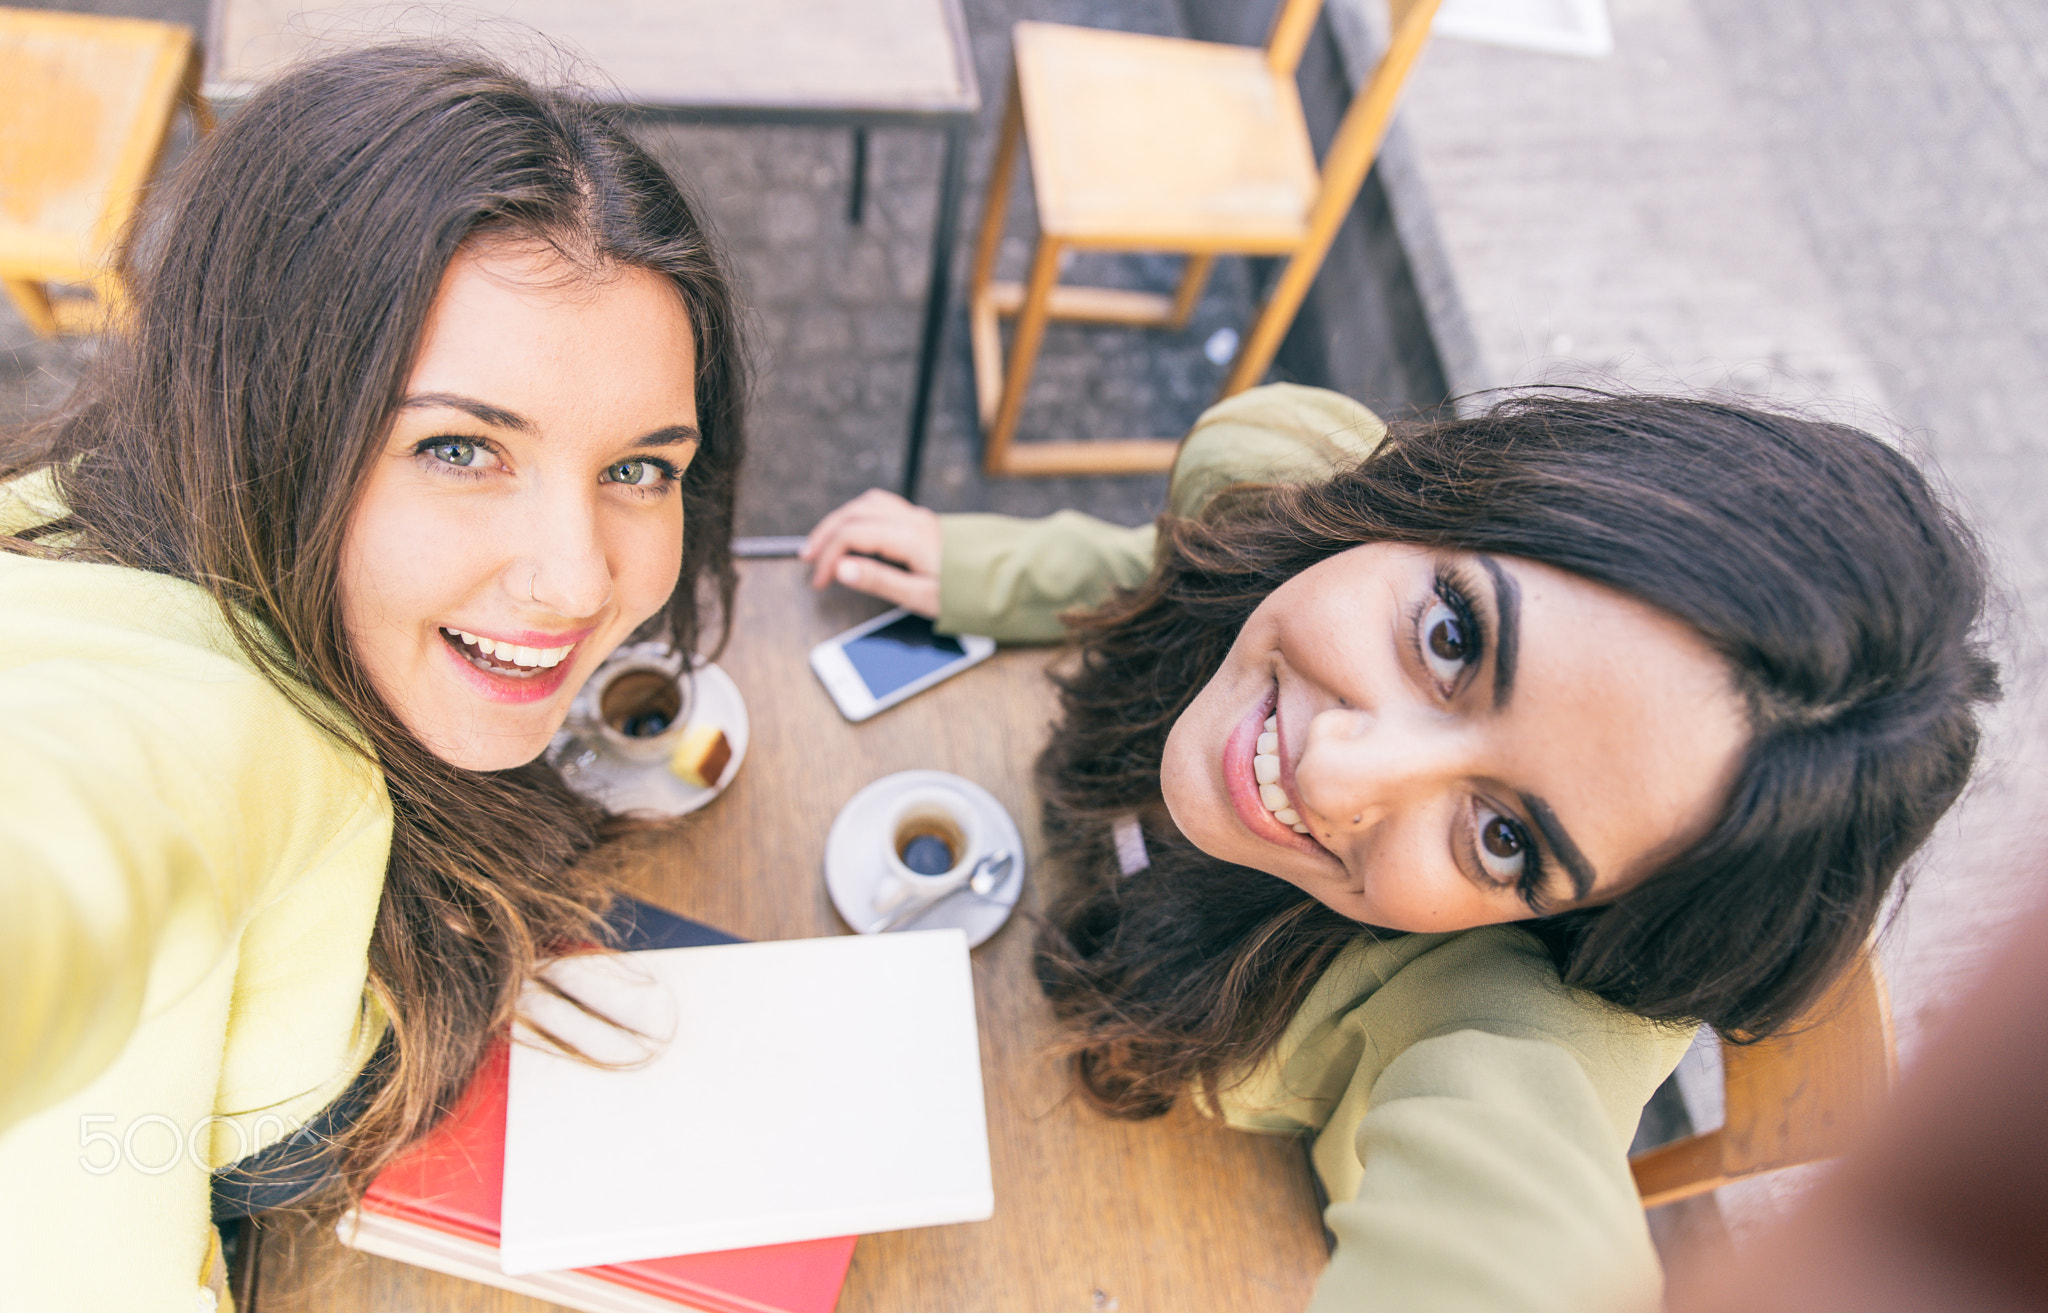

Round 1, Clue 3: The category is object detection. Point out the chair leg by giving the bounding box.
[1169,254,1216,330]
[1223,233,1335,397]
[984,234,1063,475]
[968,70,1024,431]
[969,70,1022,304]
[3,279,60,339]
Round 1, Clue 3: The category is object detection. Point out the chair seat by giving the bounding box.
[0,9,197,330]
[1013,21,1319,251]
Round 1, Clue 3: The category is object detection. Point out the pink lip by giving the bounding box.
[1223,685,1332,859]
[436,627,586,704]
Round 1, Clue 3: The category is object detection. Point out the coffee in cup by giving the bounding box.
[882,787,981,888]
[585,658,693,766]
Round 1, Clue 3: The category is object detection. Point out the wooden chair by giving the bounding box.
[1631,953,1896,1208]
[966,0,1440,477]
[0,7,213,338]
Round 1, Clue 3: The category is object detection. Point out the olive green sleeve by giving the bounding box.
[935,511,1156,642]
[933,385,1385,642]
[1294,930,1694,1313]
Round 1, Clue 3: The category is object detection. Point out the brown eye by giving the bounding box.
[1481,815,1523,860]
[1418,598,1473,686]
[1429,614,1466,661]
[1475,808,1529,887]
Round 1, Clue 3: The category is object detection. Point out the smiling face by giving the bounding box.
[1160,544,1750,932]
[339,242,701,771]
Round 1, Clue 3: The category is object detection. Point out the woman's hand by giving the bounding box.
[800,489,942,618]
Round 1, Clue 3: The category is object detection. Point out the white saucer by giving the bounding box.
[824,770,1026,949]
[549,654,749,817]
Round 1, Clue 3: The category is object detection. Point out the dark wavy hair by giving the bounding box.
[1,47,745,1202]
[1035,393,1997,1117]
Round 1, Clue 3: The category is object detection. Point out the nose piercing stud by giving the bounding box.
[1351,814,1362,825]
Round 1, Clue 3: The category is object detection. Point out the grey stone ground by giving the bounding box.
[1696,0,2048,1043]
[5,0,1315,535]
[1389,0,2048,1250]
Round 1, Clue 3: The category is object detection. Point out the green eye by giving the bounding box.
[605,459,665,487]
[427,439,480,467]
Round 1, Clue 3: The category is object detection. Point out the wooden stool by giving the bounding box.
[0,7,212,338]
[967,0,1439,477]
[1631,952,1896,1208]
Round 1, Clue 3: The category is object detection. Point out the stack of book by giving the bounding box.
[339,902,994,1313]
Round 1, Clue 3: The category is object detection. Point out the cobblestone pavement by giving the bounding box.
[1695,0,2048,1053]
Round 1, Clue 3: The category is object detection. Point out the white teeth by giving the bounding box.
[1251,712,1301,832]
[443,628,576,671]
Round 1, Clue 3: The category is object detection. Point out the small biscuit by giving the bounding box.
[668,723,732,788]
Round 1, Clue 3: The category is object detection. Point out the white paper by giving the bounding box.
[1433,0,1614,59]
[500,931,993,1275]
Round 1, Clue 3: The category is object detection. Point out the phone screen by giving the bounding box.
[843,613,968,698]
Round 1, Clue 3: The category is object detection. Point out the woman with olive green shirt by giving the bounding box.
[811,384,1690,1312]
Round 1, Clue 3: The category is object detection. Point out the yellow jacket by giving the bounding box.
[0,472,392,1311]
[935,384,1691,1313]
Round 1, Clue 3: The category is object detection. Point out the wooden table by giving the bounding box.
[204,0,980,502]
[255,559,1327,1312]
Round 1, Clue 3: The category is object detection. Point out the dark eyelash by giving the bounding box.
[1515,824,1550,915]
[1407,563,1489,690]
[1433,563,1488,671]
[412,434,496,456]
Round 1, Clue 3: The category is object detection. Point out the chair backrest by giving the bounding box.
[1631,953,1896,1209]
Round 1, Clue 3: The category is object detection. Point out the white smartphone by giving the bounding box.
[808,607,995,722]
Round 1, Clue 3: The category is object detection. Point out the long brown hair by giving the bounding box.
[1035,394,1997,1118]
[1,46,746,1203]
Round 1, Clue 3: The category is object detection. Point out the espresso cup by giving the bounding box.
[883,786,983,889]
[586,659,694,766]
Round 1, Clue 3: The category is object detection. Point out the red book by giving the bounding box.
[339,1031,856,1313]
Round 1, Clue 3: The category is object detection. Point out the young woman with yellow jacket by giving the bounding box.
[0,45,744,1310]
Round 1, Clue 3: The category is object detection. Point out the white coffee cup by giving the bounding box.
[584,658,694,766]
[872,785,983,913]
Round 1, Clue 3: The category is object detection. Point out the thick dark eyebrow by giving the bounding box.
[400,393,701,449]
[1476,554,1520,709]
[402,392,533,432]
[1518,792,1596,903]
[631,424,702,449]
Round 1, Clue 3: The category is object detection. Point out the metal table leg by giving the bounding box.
[848,127,869,225]
[899,115,970,503]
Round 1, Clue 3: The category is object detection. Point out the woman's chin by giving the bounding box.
[409,715,562,773]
